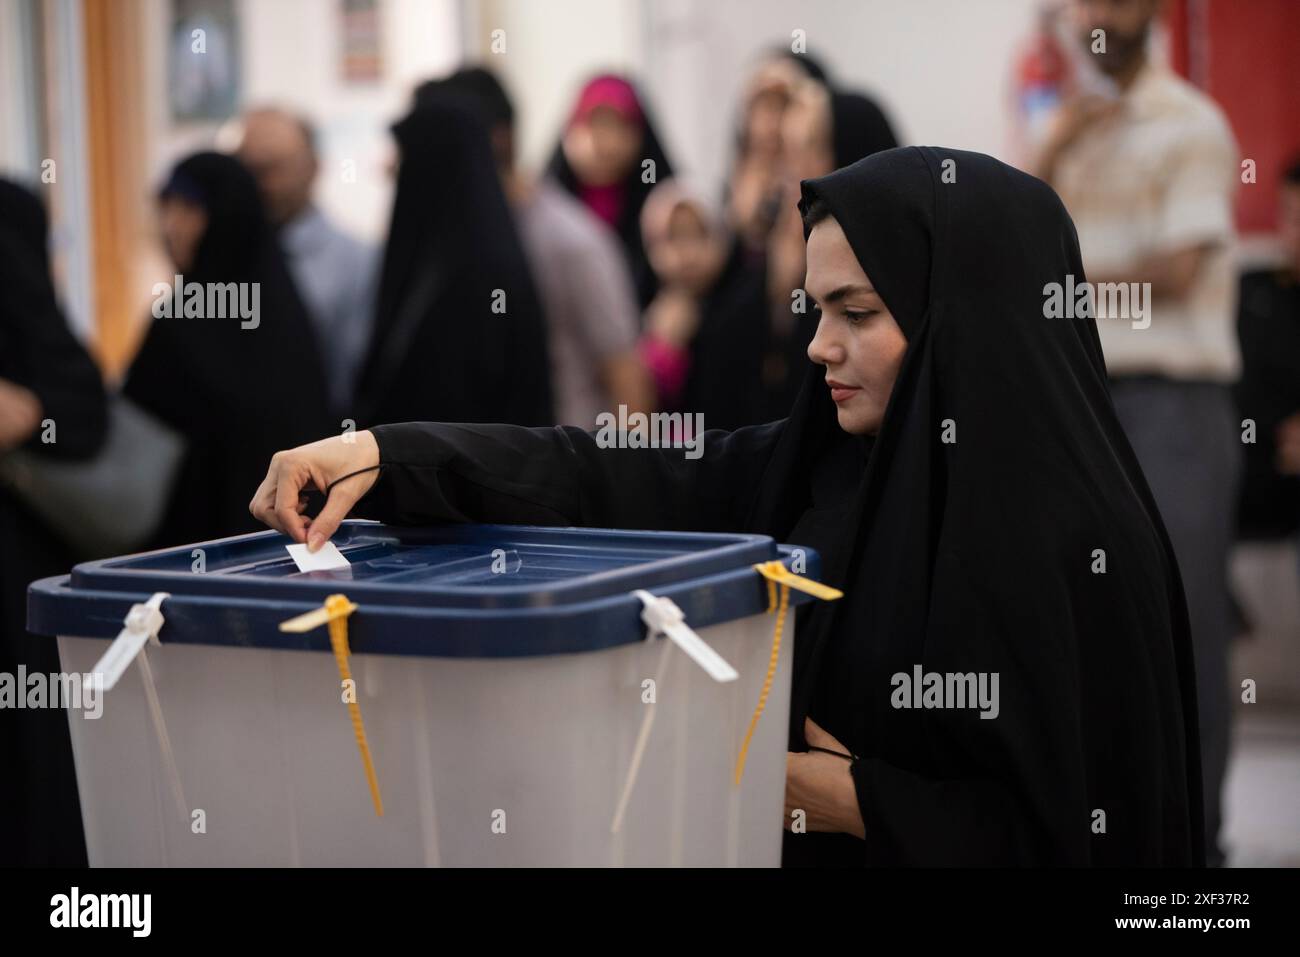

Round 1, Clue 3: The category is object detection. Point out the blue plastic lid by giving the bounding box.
[28,521,824,657]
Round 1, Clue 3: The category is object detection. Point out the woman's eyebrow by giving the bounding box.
[821,282,877,303]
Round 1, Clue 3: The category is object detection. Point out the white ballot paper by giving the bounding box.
[286,541,351,572]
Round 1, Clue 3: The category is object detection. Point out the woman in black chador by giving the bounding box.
[0,180,107,865]
[251,147,1203,867]
[125,152,337,548]
[356,93,553,430]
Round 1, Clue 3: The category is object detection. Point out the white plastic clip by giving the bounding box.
[85,592,170,693]
[83,591,188,822]
[611,590,736,835]
[632,590,737,682]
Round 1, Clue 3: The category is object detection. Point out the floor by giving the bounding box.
[1223,709,1300,867]
[1223,542,1300,867]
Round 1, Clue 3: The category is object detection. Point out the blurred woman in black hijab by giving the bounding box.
[124,152,336,547]
[547,74,675,307]
[638,180,769,429]
[726,46,896,258]
[706,75,900,426]
[252,147,1202,867]
[356,94,552,428]
[0,179,106,865]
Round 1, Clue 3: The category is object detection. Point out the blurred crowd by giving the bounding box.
[1,0,1297,868]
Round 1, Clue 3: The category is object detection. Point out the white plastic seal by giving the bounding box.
[612,591,739,834]
[631,589,738,683]
[83,591,189,821]
[84,592,170,693]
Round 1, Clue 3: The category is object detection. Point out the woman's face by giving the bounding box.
[158,195,208,273]
[565,104,644,187]
[780,81,834,183]
[648,203,727,295]
[805,216,908,435]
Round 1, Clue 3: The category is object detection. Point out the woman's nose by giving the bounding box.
[807,314,844,366]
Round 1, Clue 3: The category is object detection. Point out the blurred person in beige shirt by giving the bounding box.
[1034,0,1240,867]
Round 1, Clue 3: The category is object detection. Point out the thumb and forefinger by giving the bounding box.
[305,481,362,552]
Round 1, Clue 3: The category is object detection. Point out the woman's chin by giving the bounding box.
[834,406,873,436]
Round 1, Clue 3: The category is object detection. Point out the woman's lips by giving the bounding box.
[827,380,861,404]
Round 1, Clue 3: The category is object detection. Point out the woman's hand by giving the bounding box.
[784,718,866,839]
[645,288,701,348]
[248,430,380,551]
[1276,413,1300,476]
[0,377,43,452]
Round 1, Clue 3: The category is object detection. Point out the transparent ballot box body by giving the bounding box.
[28,521,823,867]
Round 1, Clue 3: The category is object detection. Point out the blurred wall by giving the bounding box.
[142,0,462,241]
[468,0,1045,192]
[640,0,1042,193]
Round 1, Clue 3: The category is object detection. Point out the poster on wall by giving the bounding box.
[340,0,383,84]
[168,0,242,122]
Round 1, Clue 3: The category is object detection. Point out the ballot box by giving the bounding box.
[27,521,827,867]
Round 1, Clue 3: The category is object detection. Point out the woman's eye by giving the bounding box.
[845,309,878,324]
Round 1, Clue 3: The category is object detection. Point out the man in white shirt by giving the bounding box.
[236,108,378,413]
[1035,0,1240,866]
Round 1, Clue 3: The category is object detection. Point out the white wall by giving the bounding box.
[641,0,1042,192]
[142,0,462,240]
[0,0,42,179]
[464,0,648,173]
[466,0,1044,195]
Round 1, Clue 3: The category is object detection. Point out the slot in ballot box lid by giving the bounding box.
[28,521,823,657]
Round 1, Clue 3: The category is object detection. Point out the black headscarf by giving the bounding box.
[775,48,830,84]
[124,152,336,546]
[829,90,899,170]
[0,179,106,866]
[356,95,552,428]
[0,180,107,460]
[750,147,1203,866]
[546,75,674,307]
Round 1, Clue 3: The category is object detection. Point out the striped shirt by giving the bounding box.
[1053,63,1240,382]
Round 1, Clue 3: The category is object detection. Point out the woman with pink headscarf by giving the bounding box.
[547,74,675,307]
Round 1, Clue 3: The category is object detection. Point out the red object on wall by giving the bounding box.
[1165,0,1300,235]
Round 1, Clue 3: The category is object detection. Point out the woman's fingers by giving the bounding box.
[249,465,284,533]
[307,479,363,552]
[273,457,312,544]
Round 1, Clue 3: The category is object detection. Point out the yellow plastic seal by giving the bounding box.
[280,594,383,817]
[733,562,843,786]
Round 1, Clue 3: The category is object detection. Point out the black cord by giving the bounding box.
[808,745,858,762]
[324,463,383,496]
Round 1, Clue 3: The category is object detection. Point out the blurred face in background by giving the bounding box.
[1280,182,1300,271]
[1071,0,1160,76]
[564,104,644,187]
[646,201,727,296]
[158,195,207,273]
[805,216,908,435]
[741,58,806,161]
[237,110,317,226]
[780,80,835,184]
